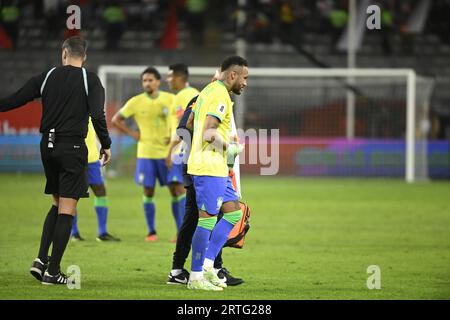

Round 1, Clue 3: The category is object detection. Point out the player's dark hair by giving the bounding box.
[220,56,248,72]
[62,36,87,58]
[141,67,161,80]
[169,63,189,80]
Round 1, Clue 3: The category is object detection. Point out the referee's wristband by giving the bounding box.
[101,142,111,150]
[100,137,112,150]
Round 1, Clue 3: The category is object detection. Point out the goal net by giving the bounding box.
[99,66,435,183]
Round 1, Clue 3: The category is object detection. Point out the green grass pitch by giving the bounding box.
[0,173,449,300]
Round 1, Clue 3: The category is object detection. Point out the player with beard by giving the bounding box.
[112,67,176,242]
[186,56,248,291]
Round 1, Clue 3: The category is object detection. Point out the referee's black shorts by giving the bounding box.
[40,136,89,200]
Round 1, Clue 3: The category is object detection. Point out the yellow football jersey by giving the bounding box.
[119,91,175,159]
[187,81,233,177]
[85,118,100,164]
[170,86,199,154]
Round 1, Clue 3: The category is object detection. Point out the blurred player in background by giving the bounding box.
[112,67,177,242]
[186,56,248,291]
[165,63,199,241]
[71,119,120,242]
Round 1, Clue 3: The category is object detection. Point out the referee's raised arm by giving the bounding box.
[86,71,112,165]
[0,71,46,112]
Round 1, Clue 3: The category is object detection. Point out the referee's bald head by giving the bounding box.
[62,36,87,60]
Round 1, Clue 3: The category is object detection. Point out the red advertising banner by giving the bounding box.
[0,101,42,134]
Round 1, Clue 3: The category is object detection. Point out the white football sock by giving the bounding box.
[171,269,182,276]
[190,271,203,281]
[203,258,214,271]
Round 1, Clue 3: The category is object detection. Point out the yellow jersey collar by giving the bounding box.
[216,80,227,90]
[178,86,192,94]
[145,91,160,100]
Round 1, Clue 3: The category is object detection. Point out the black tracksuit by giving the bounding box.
[172,96,223,270]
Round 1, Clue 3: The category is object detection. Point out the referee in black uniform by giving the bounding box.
[0,36,112,285]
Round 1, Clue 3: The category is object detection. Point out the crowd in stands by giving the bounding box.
[1,1,449,141]
[1,0,450,53]
[238,0,443,54]
[0,0,202,49]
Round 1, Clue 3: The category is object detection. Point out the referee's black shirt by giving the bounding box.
[0,65,111,149]
[177,95,198,188]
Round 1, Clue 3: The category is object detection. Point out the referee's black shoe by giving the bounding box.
[96,232,121,242]
[167,269,190,285]
[30,258,48,281]
[217,268,244,286]
[41,271,68,285]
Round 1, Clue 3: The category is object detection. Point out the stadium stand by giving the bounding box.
[1,0,449,177]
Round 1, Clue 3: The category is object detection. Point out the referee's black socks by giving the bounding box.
[37,205,58,264]
[47,213,74,276]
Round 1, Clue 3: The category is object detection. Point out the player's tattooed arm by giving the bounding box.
[204,115,228,151]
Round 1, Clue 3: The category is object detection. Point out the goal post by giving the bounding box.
[99,66,434,183]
